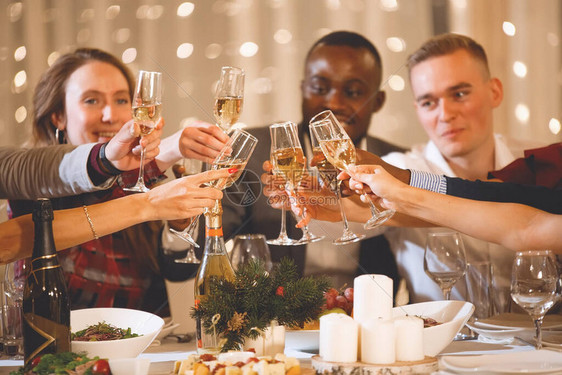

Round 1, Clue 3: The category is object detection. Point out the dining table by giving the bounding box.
[0,333,554,375]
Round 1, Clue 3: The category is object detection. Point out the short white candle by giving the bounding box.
[361,317,395,364]
[394,316,424,362]
[353,274,393,325]
[319,313,358,363]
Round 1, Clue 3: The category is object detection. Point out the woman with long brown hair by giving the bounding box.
[9,48,228,315]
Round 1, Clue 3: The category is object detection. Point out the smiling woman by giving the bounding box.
[6,48,190,317]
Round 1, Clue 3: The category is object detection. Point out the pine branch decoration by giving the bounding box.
[191,257,330,352]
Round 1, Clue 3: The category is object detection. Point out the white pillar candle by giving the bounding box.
[394,316,424,362]
[361,317,395,364]
[264,324,285,356]
[319,313,358,363]
[353,274,393,325]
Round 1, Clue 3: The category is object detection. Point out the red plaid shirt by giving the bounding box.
[10,161,168,313]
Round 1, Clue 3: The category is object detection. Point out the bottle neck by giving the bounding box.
[203,200,227,255]
[32,220,57,259]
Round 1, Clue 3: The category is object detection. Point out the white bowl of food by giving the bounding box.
[71,307,164,359]
[392,300,474,356]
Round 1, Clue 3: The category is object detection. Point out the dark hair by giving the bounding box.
[407,33,490,78]
[32,48,135,146]
[305,31,383,83]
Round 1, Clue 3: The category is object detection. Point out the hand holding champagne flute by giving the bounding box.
[268,121,323,245]
[214,66,244,133]
[310,110,394,229]
[170,130,258,254]
[124,70,163,193]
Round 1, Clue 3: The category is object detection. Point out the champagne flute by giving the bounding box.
[171,159,203,264]
[309,110,394,229]
[423,231,467,300]
[309,130,364,245]
[214,66,244,133]
[268,121,324,245]
[511,250,558,349]
[170,130,258,250]
[124,70,163,193]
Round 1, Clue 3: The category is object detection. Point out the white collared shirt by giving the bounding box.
[381,134,524,305]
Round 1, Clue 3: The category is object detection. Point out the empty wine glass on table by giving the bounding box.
[309,130,364,245]
[214,66,244,134]
[268,121,324,245]
[511,250,558,349]
[309,110,394,230]
[124,70,163,193]
[2,261,25,359]
[170,130,258,252]
[230,234,273,272]
[424,231,467,300]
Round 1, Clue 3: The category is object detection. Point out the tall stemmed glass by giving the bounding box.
[267,121,324,245]
[170,130,258,254]
[309,130,364,245]
[124,70,162,193]
[309,110,394,229]
[171,159,203,264]
[424,231,467,300]
[214,66,244,133]
[511,250,558,349]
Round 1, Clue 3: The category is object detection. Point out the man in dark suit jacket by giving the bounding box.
[212,31,405,293]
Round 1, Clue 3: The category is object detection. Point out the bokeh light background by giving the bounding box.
[0,0,560,148]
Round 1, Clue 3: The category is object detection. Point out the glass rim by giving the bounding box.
[221,66,245,75]
[427,231,461,237]
[234,234,267,240]
[230,128,258,143]
[269,121,297,129]
[309,109,333,125]
[515,250,553,256]
[138,70,162,76]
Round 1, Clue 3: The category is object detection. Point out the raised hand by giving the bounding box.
[104,118,164,171]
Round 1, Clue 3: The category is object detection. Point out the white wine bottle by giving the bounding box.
[23,199,70,366]
[194,200,235,354]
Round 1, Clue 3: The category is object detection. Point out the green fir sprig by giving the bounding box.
[191,257,330,351]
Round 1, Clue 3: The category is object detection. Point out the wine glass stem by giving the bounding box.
[533,315,544,349]
[135,140,146,186]
[279,206,288,237]
[336,181,352,234]
[363,191,380,217]
[442,287,452,300]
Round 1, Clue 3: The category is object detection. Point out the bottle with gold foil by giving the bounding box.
[194,200,235,354]
[23,199,70,366]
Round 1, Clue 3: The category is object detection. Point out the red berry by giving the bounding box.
[335,295,348,309]
[344,287,354,302]
[30,356,42,369]
[92,359,110,375]
[325,294,336,309]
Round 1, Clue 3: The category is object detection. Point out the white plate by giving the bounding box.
[540,331,562,348]
[473,313,562,330]
[465,322,524,340]
[285,330,319,351]
[441,349,562,374]
[156,321,180,341]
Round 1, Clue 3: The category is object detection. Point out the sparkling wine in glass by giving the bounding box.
[424,231,467,300]
[268,121,324,245]
[170,130,257,251]
[309,110,394,230]
[124,70,162,193]
[511,250,558,349]
[214,66,244,133]
[309,130,364,245]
